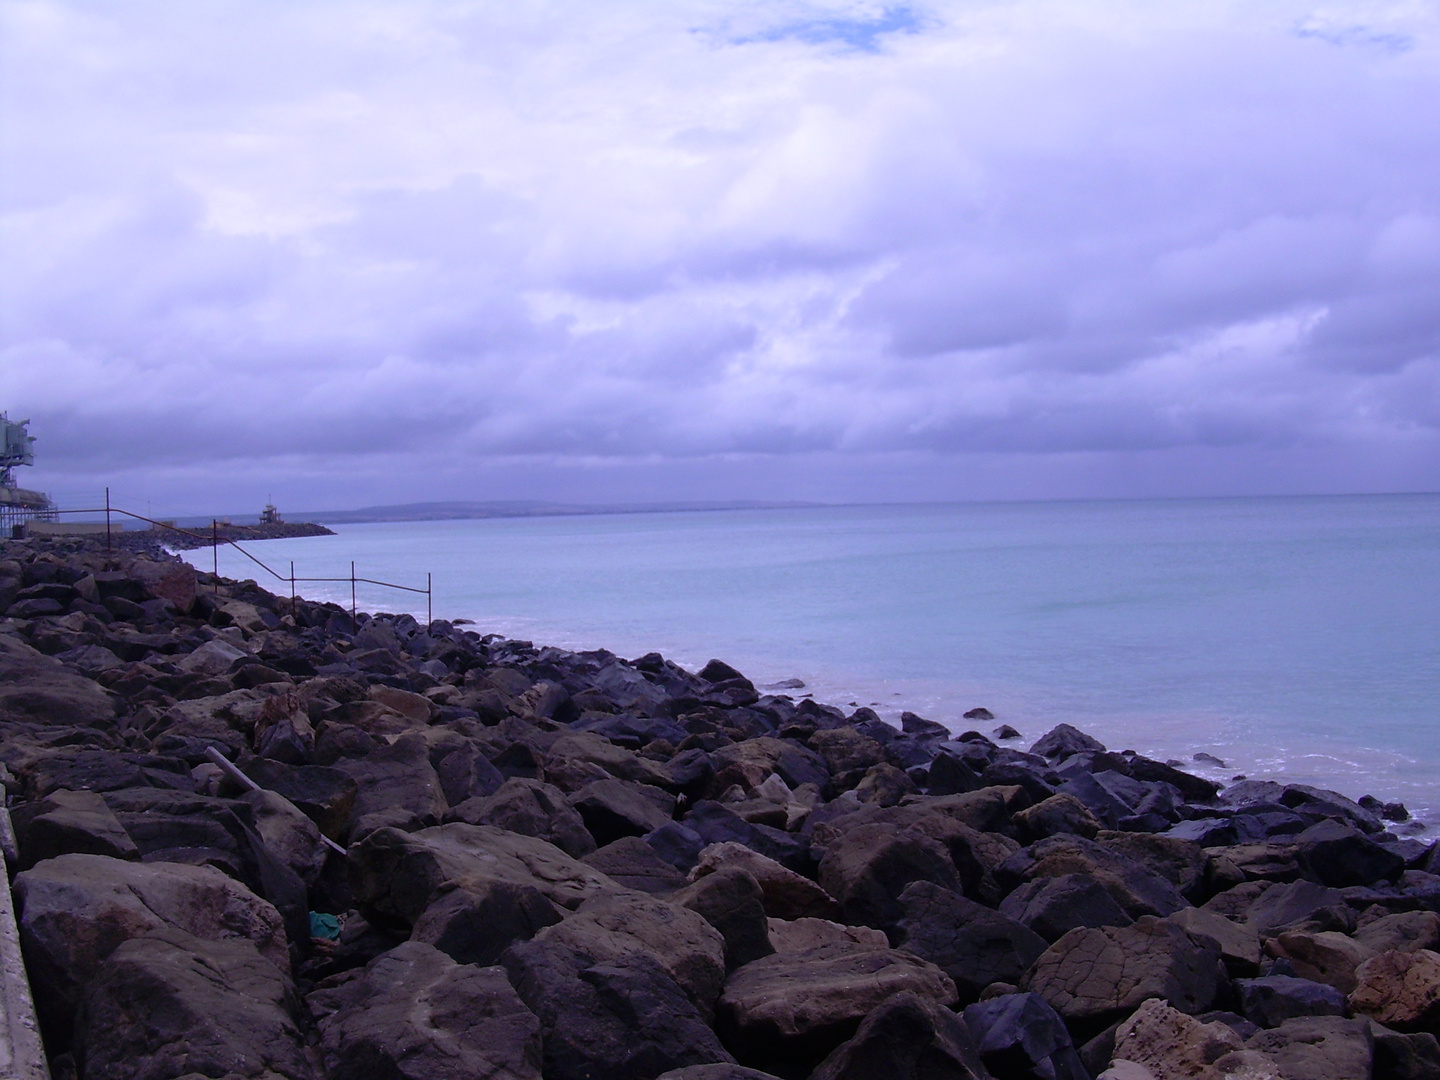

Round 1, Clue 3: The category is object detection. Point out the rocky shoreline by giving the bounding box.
[3,535,1440,1080]
[154,521,335,550]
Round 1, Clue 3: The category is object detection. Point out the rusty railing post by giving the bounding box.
[212,520,219,592]
[105,486,112,555]
[350,560,356,621]
[427,572,432,627]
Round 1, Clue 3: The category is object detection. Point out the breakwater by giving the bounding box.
[2,535,1438,1080]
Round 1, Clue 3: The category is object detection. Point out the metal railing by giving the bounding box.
[28,488,433,624]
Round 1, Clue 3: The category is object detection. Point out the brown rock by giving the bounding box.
[767,917,889,954]
[1111,997,1244,1080]
[691,841,839,921]
[1350,949,1440,1033]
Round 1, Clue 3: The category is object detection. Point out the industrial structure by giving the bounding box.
[0,413,55,533]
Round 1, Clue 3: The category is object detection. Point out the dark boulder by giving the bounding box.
[583,836,690,894]
[672,865,775,971]
[10,788,137,870]
[817,822,962,935]
[962,992,1090,1080]
[569,777,675,846]
[997,873,1134,942]
[503,939,734,1080]
[893,881,1047,1003]
[312,940,542,1080]
[410,877,563,966]
[74,927,314,1080]
[446,777,596,858]
[1236,974,1347,1028]
[1029,724,1105,761]
[1298,818,1406,887]
[808,990,991,1080]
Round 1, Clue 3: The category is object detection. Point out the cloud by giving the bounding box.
[1,0,1437,510]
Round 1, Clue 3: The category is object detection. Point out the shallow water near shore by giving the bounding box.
[187,493,1440,832]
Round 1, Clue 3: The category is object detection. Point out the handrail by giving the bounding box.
[33,492,433,624]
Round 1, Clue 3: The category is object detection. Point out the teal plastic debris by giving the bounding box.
[309,911,341,940]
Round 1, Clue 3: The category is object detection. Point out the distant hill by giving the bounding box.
[302,499,822,524]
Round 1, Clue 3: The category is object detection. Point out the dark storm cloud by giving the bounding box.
[1,0,1437,510]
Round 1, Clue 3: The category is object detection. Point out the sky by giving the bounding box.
[1,0,1437,516]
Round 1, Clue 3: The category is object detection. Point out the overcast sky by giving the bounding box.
[2,1,1437,515]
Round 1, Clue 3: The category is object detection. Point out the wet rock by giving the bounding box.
[1236,975,1347,1028]
[10,788,138,870]
[1023,916,1224,1027]
[808,990,991,1080]
[583,836,690,894]
[312,940,541,1080]
[503,938,733,1080]
[962,992,1089,1080]
[716,941,957,1075]
[893,881,1047,1003]
[74,927,313,1080]
[446,776,597,858]
[998,873,1135,942]
[410,877,563,966]
[15,853,288,1034]
[672,866,775,971]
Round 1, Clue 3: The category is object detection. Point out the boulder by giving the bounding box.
[1111,997,1245,1080]
[503,938,734,1080]
[1245,1016,1375,1080]
[808,990,991,1080]
[410,878,563,966]
[893,881,1047,1003]
[655,1068,785,1080]
[1015,793,1102,842]
[239,787,327,887]
[349,823,617,925]
[569,777,675,846]
[1236,975,1347,1028]
[10,788,137,870]
[178,638,248,676]
[435,741,506,805]
[0,633,116,729]
[817,822,961,933]
[1265,930,1374,994]
[684,801,813,875]
[74,927,314,1080]
[1165,905,1263,972]
[998,873,1134,942]
[1350,949,1440,1033]
[584,836,690,894]
[716,941,957,1072]
[962,992,1090,1080]
[1030,724,1106,761]
[766,917,889,954]
[332,730,446,839]
[236,758,356,841]
[690,841,839,921]
[1023,916,1224,1026]
[532,889,726,1012]
[1357,912,1440,957]
[366,683,435,725]
[672,867,775,971]
[997,835,1187,920]
[15,853,287,1031]
[1245,880,1351,937]
[447,777,597,858]
[312,940,541,1080]
[1296,819,1405,887]
[1371,1026,1440,1080]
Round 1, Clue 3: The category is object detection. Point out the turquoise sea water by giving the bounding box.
[187,494,1440,828]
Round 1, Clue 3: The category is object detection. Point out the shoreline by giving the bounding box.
[5,534,1440,1079]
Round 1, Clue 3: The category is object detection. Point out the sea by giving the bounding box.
[183,494,1440,833]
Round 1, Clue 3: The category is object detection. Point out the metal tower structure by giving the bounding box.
[0,413,55,531]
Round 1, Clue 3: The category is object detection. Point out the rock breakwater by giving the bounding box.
[2,535,1439,1080]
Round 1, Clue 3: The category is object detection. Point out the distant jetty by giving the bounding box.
[159,519,335,550]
